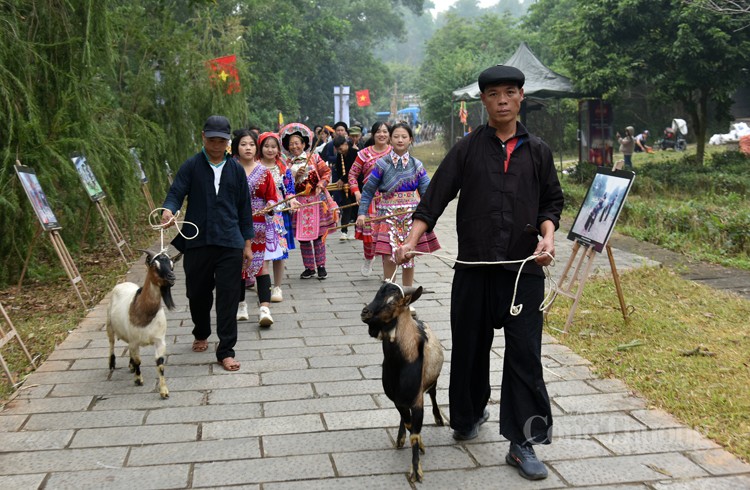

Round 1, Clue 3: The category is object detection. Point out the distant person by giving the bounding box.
[616,126,635,170]
[634,129,650,153]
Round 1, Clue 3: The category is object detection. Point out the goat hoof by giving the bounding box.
[160,391,169,399]
[134,377,143,386]
[409,464,423,483]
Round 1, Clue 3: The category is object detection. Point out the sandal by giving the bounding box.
[192,339,209,352]
[219,357,241,372]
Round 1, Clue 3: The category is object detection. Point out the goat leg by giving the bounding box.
[130,346,143,386]
[409,434,424,482]
[107,321,116,370]
[427,383,444,426]
[154,338,169,399]
[395,406,411,448]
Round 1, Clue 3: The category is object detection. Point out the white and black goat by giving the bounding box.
[361,282,444,483]
[107,250,181,398]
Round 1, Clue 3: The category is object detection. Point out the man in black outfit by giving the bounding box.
[395,66,564,480]
[161,115,253,372]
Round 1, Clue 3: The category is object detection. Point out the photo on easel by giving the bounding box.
[129,147,149,183]
[71,155,106,201]
[14,164,61,231]
[567,167,635,253]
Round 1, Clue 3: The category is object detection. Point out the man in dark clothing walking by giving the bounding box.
[395,66,563,480]
[161,115,253,372]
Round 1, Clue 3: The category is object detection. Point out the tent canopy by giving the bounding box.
[452,42,578,101]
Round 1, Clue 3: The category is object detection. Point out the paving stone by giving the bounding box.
[263,428,392,457]
[629,408,683,429]
[49,379,159,397]
[145,402,261,425]
[1,395,93,414]
[0,447,128,474]
[324,408,401,431]
[192,453,334,487]
[24,368,113,385]
[652,475,750,489]
[425,466,566,489]
[332,445,475,477]
[91,391,203,411]
[259,345,352,360]
[47,346,119,361]
[33,360,72,372]
[261,366,361,385]
[260,326,344,339]
[555,392,647,414]
[587,377,631,393]
[45,463,189,489]
[314,379,383,397]
[234,338,306,350]
[264,394,377,417]
[0,429,73,452]
[165,372,259,391]
[308,353,383,368]
[263,474,412,490]
[203,414,324,440]
[128,437,261,466]
[546,351,593,366]
[545,379,601,397]
[595,427,719,455]
[553,413,647,437]
[303,334,370,347]
[24,410,144,430]
[551,452,708,486]
[686,448,750,475]
[0,415,26,432]
[209,383,314,404]
[70,423,196,448]
[0,473,46,488]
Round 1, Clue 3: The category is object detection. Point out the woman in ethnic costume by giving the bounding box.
[279,123,338,280]
[356,122,440,296]
[257,132,297,303]
[349,121,391,276]
[232,130,280,327]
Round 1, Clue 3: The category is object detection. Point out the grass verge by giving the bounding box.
[546,266,750,462]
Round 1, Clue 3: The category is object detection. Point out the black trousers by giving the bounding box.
[450,266,552,445]
[184,246,242,361]
[331,190,357,233]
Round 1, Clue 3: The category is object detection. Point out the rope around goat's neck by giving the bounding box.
[388,251,557,317]
[148,208,199,254]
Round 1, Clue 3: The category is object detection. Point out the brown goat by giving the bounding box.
[361,282,444,482]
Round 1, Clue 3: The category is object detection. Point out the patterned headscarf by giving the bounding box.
[257,132,286,173]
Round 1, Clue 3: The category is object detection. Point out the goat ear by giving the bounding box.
[172,253,183,263]
[401,285,423,305]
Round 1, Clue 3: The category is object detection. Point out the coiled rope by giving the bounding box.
[147,208,199,255]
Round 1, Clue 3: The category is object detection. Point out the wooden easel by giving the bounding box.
[48,228,92,309]
[141,183,156,211]
[95,200,133,262]
[545,160,632,332]
[0,301,36,384]
[545,241,629,333]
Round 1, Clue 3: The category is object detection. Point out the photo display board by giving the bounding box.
[15,165,61,230]
[72,155,106,201]
[567,167,635,253]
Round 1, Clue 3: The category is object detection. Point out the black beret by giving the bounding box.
[478,65,525,92]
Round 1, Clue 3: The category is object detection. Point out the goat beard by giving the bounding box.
[161,285,176,310]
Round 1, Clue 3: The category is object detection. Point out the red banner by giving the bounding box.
[356,89,371,107]
[206,55,241,95]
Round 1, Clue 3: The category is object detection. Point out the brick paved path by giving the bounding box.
[1,201,748,489]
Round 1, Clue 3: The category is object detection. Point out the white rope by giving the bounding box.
[399,251,558,317]
[147,208,199,255]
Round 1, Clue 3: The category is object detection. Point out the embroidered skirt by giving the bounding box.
[372,191,440,268]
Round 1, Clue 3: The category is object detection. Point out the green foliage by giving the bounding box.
[419,12,524,147]
[534,0,750,165]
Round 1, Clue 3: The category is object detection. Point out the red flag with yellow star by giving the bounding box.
[206,55,241,95]
[356,89,371,107]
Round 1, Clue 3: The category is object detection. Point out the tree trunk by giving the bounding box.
[696,90,709,166]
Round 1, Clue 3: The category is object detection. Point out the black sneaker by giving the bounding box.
[317,266,328,280]
[506,442,548,480]
[300,269,316,279]
[452,408,490,441]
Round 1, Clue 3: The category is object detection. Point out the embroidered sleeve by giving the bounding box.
[349,152,365,193]
[358,159,384,215]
